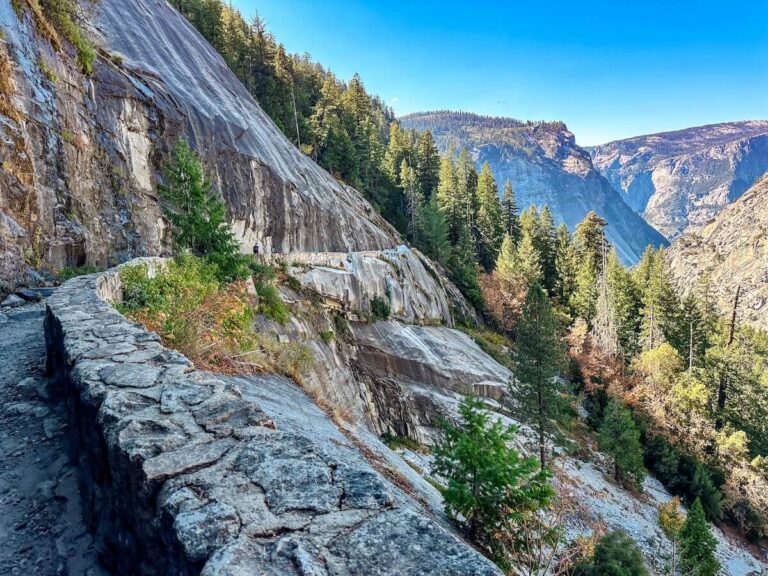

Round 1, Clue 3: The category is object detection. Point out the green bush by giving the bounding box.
[333,314,349,335]
[57,264,100,282]
[249,262,277,284]
[370,295,391,321]
[573,531,648,576]
[40,0,96,74]
[255,282,290,324]
[319,329,335,343]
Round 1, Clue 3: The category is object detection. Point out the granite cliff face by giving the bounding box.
[668,174,768,332]
[589,120,768,239]
[400,111,668,265]
[0,0,397,293]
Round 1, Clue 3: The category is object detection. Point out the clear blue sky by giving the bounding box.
[234,0,768,145]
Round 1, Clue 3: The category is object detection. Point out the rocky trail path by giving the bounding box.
[0,296,107,576]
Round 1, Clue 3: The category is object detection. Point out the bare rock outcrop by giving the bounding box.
[44,264,501,575]
[0,0,398,293]
[668,174,768,332]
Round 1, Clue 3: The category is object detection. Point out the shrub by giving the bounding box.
[573,531,648,576]
[249,262,277,284]
[319,329,335,343]
[369,294,391,321]
[57,264,100,281]
[255,282,290,324]
[332,313,349,336]
[117,256,312,379]
[38,0,96,74]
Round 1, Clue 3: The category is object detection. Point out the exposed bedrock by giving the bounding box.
[44,264,501,575]
[0,0,397,293]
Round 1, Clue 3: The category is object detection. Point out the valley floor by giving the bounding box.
[0,299,108,576]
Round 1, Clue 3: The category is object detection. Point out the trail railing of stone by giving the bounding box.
[44,260,501,576]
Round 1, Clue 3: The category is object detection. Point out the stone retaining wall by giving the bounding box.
[44,262,501,575]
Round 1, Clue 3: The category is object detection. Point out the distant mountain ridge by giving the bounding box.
[400,111,668,265]
[589,120,768,239]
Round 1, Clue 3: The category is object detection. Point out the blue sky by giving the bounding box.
[234,1,768,145]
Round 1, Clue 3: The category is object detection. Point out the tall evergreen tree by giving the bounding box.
[680,499,720,576]
[500,180,520,244]
[449,224,483,308]
[538,206,558,294]
[515,283,565,469]
[574,211,607,273]
[475,162,504,271]
[640,249,681,354]
[606,248,642,356]
[418,195,452,266]
[592,252,621,357]
[159,139,247,282]
[554,223,577,311]
[572,255,598,324]
[455,148,479,236]
[415,130,440,200]
[436,151,461,243]
[399,159,422,244]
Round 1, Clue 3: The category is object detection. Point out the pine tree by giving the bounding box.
[640,249,681,353]
[475,162,504,271]
[516,283,565,468]
[599,400,646,489]
[399,159,422,244]
[574,211,607,273]
[384,122,413,187]
[572,256,598,324]
[494,234,517,286]
[455,148,478,237]
[515,231,543,290]
[554,223,577,311]
[436,151,461,242]
[433,396,552,565]
[538,206,558,294]
[606,248,642,356]
[592,251,621,357]
[159,139,247,282]
[680,499,720,576]
[415,130,440,200]
[418,196,452,266]
[500,180,520,244]
[450,224,483,308]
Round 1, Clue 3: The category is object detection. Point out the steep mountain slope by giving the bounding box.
[590,121,768,239]
[400,111,668,265]
[0,0,396,293]
[668,174,768,332]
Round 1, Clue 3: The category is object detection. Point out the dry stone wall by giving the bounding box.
[43,262,501,575]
